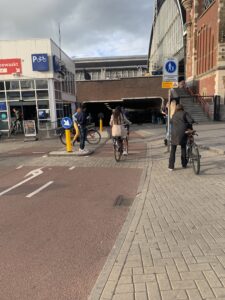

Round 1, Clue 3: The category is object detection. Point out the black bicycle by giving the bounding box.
[113,136,128,162]
[9,120,23,135]
[59,126,101,146]
[186,129,201,175]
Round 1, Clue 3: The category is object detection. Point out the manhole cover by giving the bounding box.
[114,195,132,207]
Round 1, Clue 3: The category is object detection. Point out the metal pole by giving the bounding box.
[167,89,171,153]
[20,99,24,133]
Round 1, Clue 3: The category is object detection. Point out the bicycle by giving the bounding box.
[185,129,201,175]
[9,119,23,135]
[113,136,128,162]
[59,125,101,146]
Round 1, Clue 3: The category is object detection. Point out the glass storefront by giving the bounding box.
[0,79,50,131]
[0,78,75,132]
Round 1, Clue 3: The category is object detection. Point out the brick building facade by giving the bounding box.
[76,76,168,102]
[182,0,225,108]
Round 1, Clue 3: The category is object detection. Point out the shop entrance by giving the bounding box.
[10,104,37,121]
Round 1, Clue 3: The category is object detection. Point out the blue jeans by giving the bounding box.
[79,127,87,150]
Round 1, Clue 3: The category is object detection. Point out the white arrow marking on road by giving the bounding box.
[16,165,24,170]
[0,168,43,197]
[26,181,54,198]
[69,166,76,170]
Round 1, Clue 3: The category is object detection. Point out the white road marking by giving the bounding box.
[16,165,23,170]
[32,152,45,154]
[69,166,76,170]
[0,168,43,197]
[26,181,54,198]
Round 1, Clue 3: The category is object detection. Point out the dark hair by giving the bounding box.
[176,104,184,112]
[113,106,122,125]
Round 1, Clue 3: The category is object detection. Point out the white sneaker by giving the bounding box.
[168,168,174,171]
[79,148,89,153]
[123,150,128,156]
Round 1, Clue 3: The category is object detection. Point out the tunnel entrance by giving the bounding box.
[83,97,164,126]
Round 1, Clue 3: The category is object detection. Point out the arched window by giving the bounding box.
[204,0,214,10]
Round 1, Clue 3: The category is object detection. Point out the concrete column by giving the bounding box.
[48,79,57,128]
[181,0,193,81]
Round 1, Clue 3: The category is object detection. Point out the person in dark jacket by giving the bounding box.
[168,104,194,170]
[76,105,88,153]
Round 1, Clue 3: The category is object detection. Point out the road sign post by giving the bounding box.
[167,89,171,153]
[162,58,179,89]
[61,117,73,153]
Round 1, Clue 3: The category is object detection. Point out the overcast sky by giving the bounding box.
[0,0,153,58]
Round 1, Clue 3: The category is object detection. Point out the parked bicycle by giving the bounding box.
[185,129,201,175]
[59,125,101,146]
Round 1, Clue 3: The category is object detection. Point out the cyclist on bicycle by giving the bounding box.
[110,106,131,155]
[12,108,23,132]
[168,104,194,171]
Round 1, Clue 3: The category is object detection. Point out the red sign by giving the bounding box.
[0,59,22,75]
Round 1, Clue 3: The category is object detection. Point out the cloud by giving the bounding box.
[0,0,153,58]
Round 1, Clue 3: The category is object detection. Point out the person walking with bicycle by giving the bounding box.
[168,104,194,171]
[110,106,131,156]
[76,104,89,153]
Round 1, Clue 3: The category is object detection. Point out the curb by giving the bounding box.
[48,136,110,157]
[88,143,152,300]
[199,144,225,155]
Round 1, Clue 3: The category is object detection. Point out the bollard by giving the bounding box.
[65,129,72,152]
[99,118,103,132]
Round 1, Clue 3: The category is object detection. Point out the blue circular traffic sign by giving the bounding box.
[165,61,177,73]
[61,117,72,129]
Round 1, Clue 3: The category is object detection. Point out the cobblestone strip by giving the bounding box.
[90,136,225,300]
[88,143,153,300]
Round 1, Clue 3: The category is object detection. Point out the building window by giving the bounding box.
[21,91,36,100]
[37,90,49,99]
[5,81,19,90]
[36,80,48,89]
[7,91,20,100]
[20,80,35,90]
[0,82,4,91]
[0,92,6,100]
[204,0,214,10]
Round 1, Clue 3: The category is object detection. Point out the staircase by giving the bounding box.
[173,88,210,123]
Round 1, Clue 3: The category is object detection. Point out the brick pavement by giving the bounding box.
[89,129,225,300]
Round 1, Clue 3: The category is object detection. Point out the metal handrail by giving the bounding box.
[185,87,212,119]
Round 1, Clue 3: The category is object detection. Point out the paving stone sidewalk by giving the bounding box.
[89,125,225,300]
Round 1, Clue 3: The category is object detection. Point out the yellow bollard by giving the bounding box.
[65,129,72,152]
[99,118,103,132]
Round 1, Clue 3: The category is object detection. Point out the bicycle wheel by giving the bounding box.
[186,144,191,163]
[124,137,128,154]
[191,143,200,175]
[87,129,101,144]
[114,139,122,162]
[10,124,17,136]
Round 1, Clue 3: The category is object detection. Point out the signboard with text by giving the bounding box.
[162,58,178,89]
[162,82,179,89]
[23,120,37,137]
[0,59,22,75]
[32,54,49,71]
